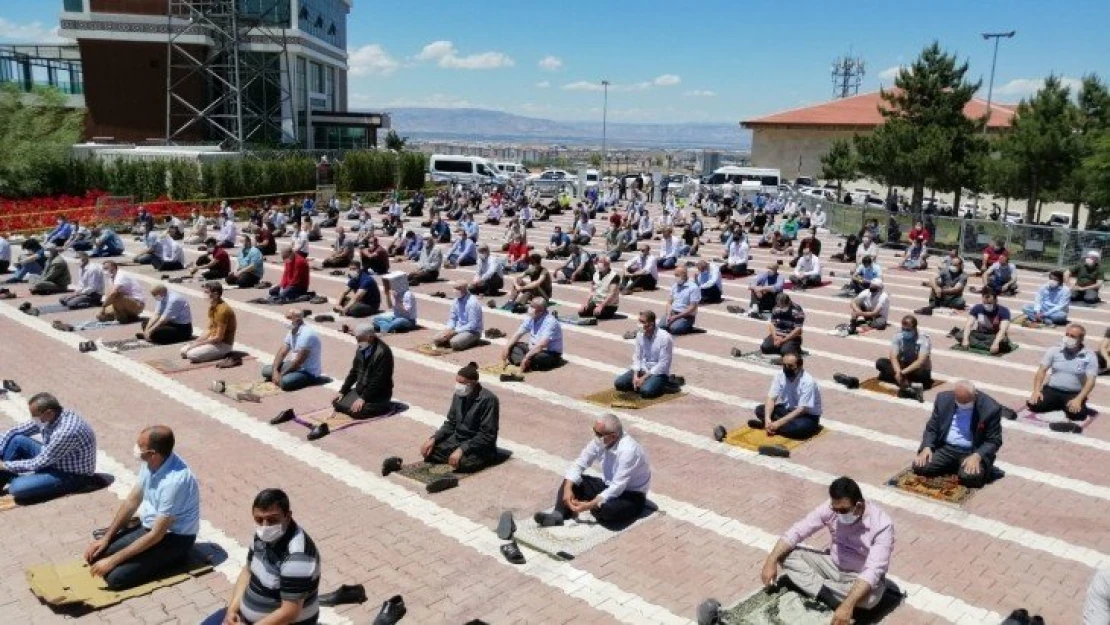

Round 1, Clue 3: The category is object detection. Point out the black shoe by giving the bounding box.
[947,327,961,339]
[815,586,842,610]
[533,511,564,527]
[426,475,458,493]
[833,373,860,389]
[696,598,722,625]
[500,541,526,564]
[730,347,744,358]
[758,444,791,458]
[18,302,31,312]
[270,409,295,425]
[500,373,524,382]
[712,425,727,442]
[914,306,933,316]
[747,418,765,429]
[1000,609,1031,625]
[2,380,21,393]
[496,511,516,540]
[307,423,330,441]
[318,583,367,606]
[1049,421,1083,434]
[371,595,407,625]
[898,386,924,402]
[381,456,403,477]
[726,305,743,314]
[1000,407,1018,420]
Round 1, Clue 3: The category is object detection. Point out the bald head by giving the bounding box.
[139,425,175,462]
[953,380,976,405]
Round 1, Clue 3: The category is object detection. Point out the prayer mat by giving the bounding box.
[74,320,119,331]
[858,377,946,398]
[145,353,253,375]
[414,340,489,357]
[558,315,599,326]
[886,467,976,506]
[221,380,284,400]
[827,323,879,337]
[733,350,810,369]
[26,550,213,610]
[1011,314,1053,329]
[292,402,408,433]
[582,388,686,410]
[479,362,524,377]
[783,279,832,291]
[722,426,827,453]
[396,448,513,485]
[717,585,832,625]
[0,474,114,513]
[1013,405,1100,430]
[101,338,158,353]
[951,343,1019,356]
[27,303,69,315]
[513,502,659,559]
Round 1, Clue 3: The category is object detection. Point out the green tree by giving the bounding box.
[384,130,408,151]
[819,138,857,199]
[1085,131,1110,225]
[855,42,982,210]
[1057,75,1110,228]
[588,152,602,168]
[0,84,85,197]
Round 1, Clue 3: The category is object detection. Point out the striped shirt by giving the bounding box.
[0,409,97,475]
[240,523,320,624]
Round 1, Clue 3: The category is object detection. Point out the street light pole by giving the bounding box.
[981,30,1015,133]
[601,80,610,176]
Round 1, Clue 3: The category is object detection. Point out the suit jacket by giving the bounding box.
[919,390,1003,462]
[339,341,393,404]
[433,386,500,456]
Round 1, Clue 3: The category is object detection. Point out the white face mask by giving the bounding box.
[1063,337,1080,350]
[1048,280,1060,289]
[837,510,860,525]
[983,304,996,312]
[132,444,144,461]
[454,382,471,396]
[256,523,285,543]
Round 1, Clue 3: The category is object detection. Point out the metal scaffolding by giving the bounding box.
[165,0,295,150]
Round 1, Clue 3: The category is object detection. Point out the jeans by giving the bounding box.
[660,315,694,335]
[614,370,668,399]
[261,363,323,391]
[553,475,646,526]
[0,435,97,503]
[753,404,821,439]
[96,525,196,590]
[658,257,678,270]
[91,245,123,258]
[372,313,417,334]
[7,261,42,282]
[1021,304,1068,325]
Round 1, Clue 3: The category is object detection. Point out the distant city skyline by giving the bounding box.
[2,0,1109,124]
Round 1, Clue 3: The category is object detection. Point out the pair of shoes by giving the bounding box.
[381,456,403,477]
[370,595,407,625]
[897,386,924,402]
[426,475,458,493]
[78,341,98,353]
[487,299,497,309]
[622,329,638,339]
[318,583,367,606]
[18,302,31,312]
[500,541,526,564]
[484,327,505,339]
[1001,608,1045,625]
[730,347,744,358]
[833,373,860,389]
[758,444,791,458]
[236,391,261,403]
[215,355,243,369]
[52,320,74,332]
[307,423,330,440]
[270,409,295,425]
[431,291,447,298]
[725,305,743,314]
[2,379,21,393]
[533,511,564,527]
[499,373,524,383]
[313,314,335,323]
[329,269,344,276]
[1049,421,1083,434]
[747,418,765,429]
[712,425,727,442]
[914,306,933,316]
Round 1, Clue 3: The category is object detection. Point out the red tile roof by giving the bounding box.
[741,91,1015,129]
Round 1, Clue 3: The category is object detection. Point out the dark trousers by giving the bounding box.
[151,258,184,272]
[141,319,193,345]
[1027,385,1089,419]
[61,292,102,309]
[333,389,392,419]
[700,285,722,304]
[553,475,646,525]
[753,404,821,439]
[580,302,619,319]
[876,358,932,387]
[470,273,504,296]
[408,269,439,286]
[346,302,380,318]
[98,525,196,590]
[200,267,229,281]
[750,290,777,312]
[268,285,307,301]
[29,280,66,295]
[623,274,656,291]
[955,328,1013,353]
[912,444,990,488]
[0,260,9,274]
[508,342,562,371]
[760,335,802,355]
[225,271,261,288]
[424,435,494,473]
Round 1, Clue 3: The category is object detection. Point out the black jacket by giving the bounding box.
[919,390,1004,462]
[339,341,393,404]
[434,386,500,455]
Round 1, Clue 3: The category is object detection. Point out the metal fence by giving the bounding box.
[792,193,1110,274]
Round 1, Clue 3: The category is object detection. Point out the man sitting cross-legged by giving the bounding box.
[224,234,264,289]
[694,259,723,305]
[1068,250,1104,304]
[61,253,105,310]
[615,311,674,399]
[847,278,889,333]
[578,256,621,320]
[876,314,932,401]
[261,309,326,391]
[980,252,1018,296]
[332,323,394,418]
[98,261,146,324]
[406,363,500,476]
[84,426,199,590]
[913,380,1003,488]
[433,281,484,351]
[731,353,823,440]
[619,244,659,294]
[918,256,968,315]
[29,243,70,295]
[0,392,98,504]
[141,284,194,345]
[659,266,701,335]
[790,249,822,289]
[847,255,881,295]
[759,293,805,356]
[698,477,893,625]
[469,244,504,296]
[555,243,594,284]
[372,272,419,334]
[180,282,236,363]
[407,234,442,286]
[502,297,564,372]
[1026,323,1098,433]
[334,261,381,318]
[1022,270,1070,326]
[504,253,552,312]
[270,246,311,303]
[952,288,1014,354]
[746,262,785,317]
[534,414,651,528]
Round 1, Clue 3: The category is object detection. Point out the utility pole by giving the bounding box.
[982,31,1016,134]
[601,80,610,176]
[830,54,865,99]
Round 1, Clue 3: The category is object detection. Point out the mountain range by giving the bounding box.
[368,107,751,150]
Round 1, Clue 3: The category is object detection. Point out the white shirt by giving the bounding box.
[111,272,145,304]
[696,263,722,292]
[219,220,237,244]
[794,255,821,278]
[625,253,659,280]
[159,236,184,264]
[659,236,680,260]
[565,434,652,503]
[632,328,673,375]
[638,215,653,235]
[0,236,10,262]
[293,230,310,254]
[392,289,417,321]
[727,239,750,265]
[854,289,891,325]
[76,263,106,296]
[769,370,822,415]
[859,242,880,260]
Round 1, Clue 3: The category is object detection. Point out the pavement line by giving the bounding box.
[0,306,686,625]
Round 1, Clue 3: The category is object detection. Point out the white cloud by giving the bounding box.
[535,81,551,88]
[653,74,681,87]
[0,18,68,44]
[683,89,716,97]
[347,44,399,77]
[563,80,605,92]
[993,76,1083,99]
[562,74,682,93]
[415,40,514,70]
[538,55,563,72]
[878,65,904,81]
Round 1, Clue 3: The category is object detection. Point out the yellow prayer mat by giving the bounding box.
[858,377,947,398]
[479,362,523,377]
[886,467,977,506]
[414,343,455,357]
[27,554,213,610]
[0,495,17,512]
[222,380,284,399]
[723,426,827,453]
[582,388,686,410]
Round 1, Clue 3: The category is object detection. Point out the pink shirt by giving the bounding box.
[783,501,894,589]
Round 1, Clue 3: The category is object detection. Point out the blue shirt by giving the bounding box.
[462,220,479,239]
[347,272,381,309]
[137,453,201,535]
[156,292,193,325]
[754,271,785,291]
[944,405,975,449]
[100,230,123,251]
[1033,284,1070,317]
[855,264,882,281]
[669,281,701,314]
[550,232,570,246]
[449,237,477,263]
[239,246,264,276]
[696,264,722,291]
[518,311,563,353]
[283,325,323,376]
[447,293,483,333]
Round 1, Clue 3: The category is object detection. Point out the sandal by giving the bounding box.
[499,541,526,565]
[215,355,243,369]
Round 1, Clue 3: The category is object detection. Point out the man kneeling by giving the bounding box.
[913,380,1002,488]
[333,323,394,418]
[615,311,674,399]
[420,364,500,473]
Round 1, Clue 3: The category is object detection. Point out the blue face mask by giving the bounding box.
[902,329,916,342]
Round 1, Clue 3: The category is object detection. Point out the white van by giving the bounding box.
[1047,212,1072,228]
[429,154,506,185]
[495,162,528,179]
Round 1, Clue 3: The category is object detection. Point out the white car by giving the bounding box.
[526,169,573,182]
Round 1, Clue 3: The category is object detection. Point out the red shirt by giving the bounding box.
[507,241,529,263]
[908,226,930,243]
[982,245,1007,266]
[280,252,310,289]
[211,247,231,273]
[608,212,622,229]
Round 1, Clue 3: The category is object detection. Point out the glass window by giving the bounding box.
[295,57,306,111]
[63,0,84,11]
[298,0,347,49]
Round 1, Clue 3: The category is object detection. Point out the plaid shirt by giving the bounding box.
[0,409,97,475]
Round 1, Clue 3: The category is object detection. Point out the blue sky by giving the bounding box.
[2,0,1109,123]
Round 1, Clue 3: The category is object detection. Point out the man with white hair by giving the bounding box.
[408,234,442,286]
[503,297,563,372]
[535,414,651,528]
[1067,250,1104,304]
[913,380,1003,488]
[847,278,890,333]
[61,253,106,309]
[433,281,484,351]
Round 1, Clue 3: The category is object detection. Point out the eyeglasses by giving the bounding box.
[593,428,608,439]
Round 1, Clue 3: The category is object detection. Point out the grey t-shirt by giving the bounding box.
[1041,345,1098,392]
[891,332,931,367]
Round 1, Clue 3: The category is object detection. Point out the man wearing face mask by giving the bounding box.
[659,266,701,336]
[202,489,323,625]
[0,392,98,504]
[469,244,504,296]
[141,284,194,345]
[952,288,1013,354]
[333,261,381,318]
[699,477,893,625]
[578,256,621,320]
[1027,323,1098,432]
[503,297,564,372]
[270,246,311,303]
[918,256,967,315]
[407,234,443,286]
[1067,251,1104,304]
[98,261,146,324]
[151,230,185,272]
[847,278,889,333]
[913,380,1003,488]
[619,244,659,294]
[404,363,500,480]
[534,413,651,528]
[694,259,723,305]
[753,292,805,357]
[85,426,199,590]
[743,262,785,318]
[790,249,822,289]
[181,282,236,363]
[1022,270,1070,326]
[28,243,71,295]
[615,311,674,399]
[720,353,821,440]
[980,251,1017,296]
[504,253,552,312]
[61,253,105,309]
[847,255,881,295]
[433,281,484,351]
[261,310,325,392]
[225,234,264,289]
[875,315,932,401]
[444,227,477,268]
[327,322,395,421]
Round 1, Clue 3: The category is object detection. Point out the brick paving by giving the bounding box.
[0,203,1105,624]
